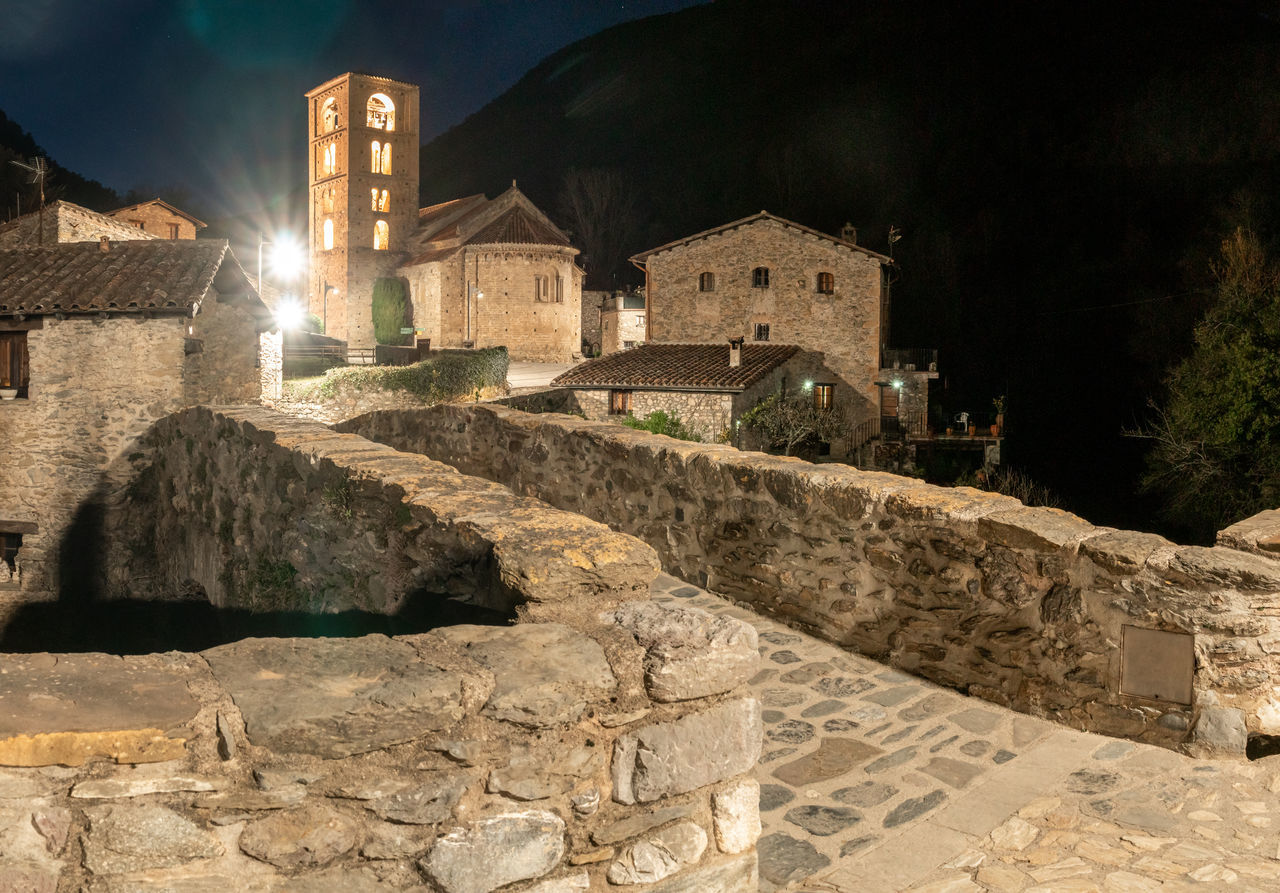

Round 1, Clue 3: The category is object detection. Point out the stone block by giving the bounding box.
[420,810,565,893]
[612,698,761,804]
[978,507,1095,552]
[607,820,707,885]
[436,623,616,728]
[238,804,359,869]
[713,777,761,853]
[82,805,223,875]
[1187,707,1247,758]
[605,601,759,702]
[590,803,698,846]
[202,635,481,758]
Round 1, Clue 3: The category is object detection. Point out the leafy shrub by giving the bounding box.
[372,278,411,345]
[310,347,509,404]
[621,410,702,442]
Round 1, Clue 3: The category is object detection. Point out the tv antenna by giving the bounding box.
[9,157,49,244]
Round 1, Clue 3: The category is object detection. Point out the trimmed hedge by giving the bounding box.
[314,347,510,403]
[372,278,411,345]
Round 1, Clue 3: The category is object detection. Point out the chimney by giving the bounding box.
[99,236,110,252]
[840,222,857,244]
[728,336,745,368]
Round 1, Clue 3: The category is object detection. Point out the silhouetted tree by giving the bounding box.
[557,168,638,291]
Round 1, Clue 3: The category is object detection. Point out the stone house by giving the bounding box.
[304,72,582,361]
[600,291,647,355]
[104,198,206,240]
[0,200,157,248]
[400,184,583,362]
[632,212,893,429]
[0,239,273,612]
[551,340,850,444]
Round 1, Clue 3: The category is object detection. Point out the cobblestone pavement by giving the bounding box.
[650,573,1280,893]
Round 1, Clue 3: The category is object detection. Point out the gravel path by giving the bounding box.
[650,573,1280,892]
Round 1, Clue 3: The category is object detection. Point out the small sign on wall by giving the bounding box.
[1120,625,1194,704]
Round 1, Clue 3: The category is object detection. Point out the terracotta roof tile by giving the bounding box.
[553,342,799,390]
[468,205,570,247]
[0,240,258,318]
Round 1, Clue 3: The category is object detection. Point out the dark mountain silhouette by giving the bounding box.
[0,109,122,217]
[420,0,1280,539]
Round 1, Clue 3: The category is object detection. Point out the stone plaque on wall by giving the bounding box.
[1120,625,1194,704]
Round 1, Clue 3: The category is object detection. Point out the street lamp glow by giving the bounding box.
[275,295,306,330]
[269,235,305,281]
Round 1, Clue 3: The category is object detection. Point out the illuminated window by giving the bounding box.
[381,142,392,174]
[374,220,389,250]
[371,188,379,210]
[752,266,770,288]
[167,223,180,239]
[699,272,715,292]
[322,143,336,176]
[323,218,334,251]
[367,93,395,130]
[609,389,632,415]
[378,190,389,212]
[753,323,770,341]
[816,272,834,294]
[371,140,382,173]
[0,331,29,398]
[814,383,834,411]
[321,97,339,132]
[322,187,335,214]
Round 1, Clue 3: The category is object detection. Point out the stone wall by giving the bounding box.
[404,246,583,363]
[581,289,606,353]
[601,307,647,355]
[0,605,761,891]
[645,217,883,419]
[0,306,261,615]
[567,388,733,443]
[340,404,1280,756]
[0,201,157,248]
[105,203,199,239]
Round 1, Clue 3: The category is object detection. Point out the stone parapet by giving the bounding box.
[340,405,1280,756]
[0,604,761,890]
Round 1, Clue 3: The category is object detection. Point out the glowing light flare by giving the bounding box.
[274,295,306,330]
[269,235,305,280]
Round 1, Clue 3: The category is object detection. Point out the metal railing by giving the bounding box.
[880,347,938,372]
[847,410,930,452]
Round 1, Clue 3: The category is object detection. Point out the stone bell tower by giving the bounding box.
[305,73,420,348]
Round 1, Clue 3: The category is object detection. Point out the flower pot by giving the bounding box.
[990,424,999,436]
[0,388,17,401]
[968,424,976,436]
[945,427,953,436]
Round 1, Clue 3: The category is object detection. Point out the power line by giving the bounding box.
[1037,290,1207,316]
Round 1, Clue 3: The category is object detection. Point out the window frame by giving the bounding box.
[752,266,770,288]
[373,220,389,251]
[816,271,835,294]
[699,271,715,292]
[322,218,335,251]
[753,323,770,342]
[813,383,835,411]
[0,329,30,398]
[167,222,180,239]
[609,389,632,415]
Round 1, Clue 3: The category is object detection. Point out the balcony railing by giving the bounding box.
[847,410,930,452]
[880,347,938,372]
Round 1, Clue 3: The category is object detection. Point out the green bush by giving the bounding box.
[621,410,702,442]
[310,347,509,404]
[372,278,411,345]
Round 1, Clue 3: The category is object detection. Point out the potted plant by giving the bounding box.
[992,395,1006,434]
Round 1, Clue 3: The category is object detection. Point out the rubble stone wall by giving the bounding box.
[0,604,762,891]
[340,404,1280,755]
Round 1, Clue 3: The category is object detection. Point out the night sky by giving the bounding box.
[0,0,703,222]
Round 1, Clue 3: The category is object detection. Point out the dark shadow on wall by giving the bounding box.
[0,587,512,655]
[56,497,109,608]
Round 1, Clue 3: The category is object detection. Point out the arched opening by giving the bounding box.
[378,190,389,212]
[374,220,389,251]
[367,93,395,131]
[321,187,334,214]
[371,140,382,173]
[381,142,392,175]
[323,218,334,251]
[322,143,336,176]
[321,97,338,132]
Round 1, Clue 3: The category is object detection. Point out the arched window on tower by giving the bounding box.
[367,93,395,131]
[374,220,389,250]
[321,97,339,132]
[381,142,392,174]
[322,187,334,214]
[323,218,334,251]
[378,190,389,212]
[371,188,379,211]
[371,140,382,173]
[322,142,336,176]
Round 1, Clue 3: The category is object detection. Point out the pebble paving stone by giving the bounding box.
[648,572,1280,893]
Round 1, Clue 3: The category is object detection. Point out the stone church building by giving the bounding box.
[305,72,582,361]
